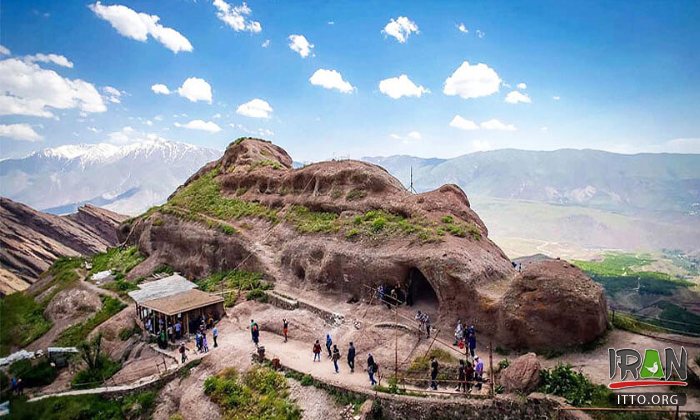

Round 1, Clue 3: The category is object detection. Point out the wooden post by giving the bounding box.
[489,341,494,397]
[394,302,398,381]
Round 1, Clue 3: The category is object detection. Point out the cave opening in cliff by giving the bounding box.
[407,267,438,310]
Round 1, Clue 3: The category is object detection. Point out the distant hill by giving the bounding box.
[364,149,700,254]
[364,149,700,217]
[0,139,221,215]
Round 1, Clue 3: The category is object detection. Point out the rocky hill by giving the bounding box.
[121,138,608,350]
[0,198,127,293]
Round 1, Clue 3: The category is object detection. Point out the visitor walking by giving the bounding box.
[325,334,333,357]
[424,313,431,338]
[212,325,219,348]
[475,356,484,390]
[367,353,377,386]
[456,360,467,392]
[465,360,475,393]
[415,310,424,331]
[202,335,209,353]
[174,321,181,340]
[430,357,439,390]
[195,331,202,352]
[313,340,322,362]
[179,343,187,363]
[283,318,289,342]
[252,322,260,348]
[250,320,258,342]
[454,319,463,345]
[332,345,341,373]
[347,342,356,373]
[468,331,477,358]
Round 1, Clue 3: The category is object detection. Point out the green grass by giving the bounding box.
[0,292,52,356]
[90,246,144,277]
[195,270,269,307]
[250,159,284,170]
[345,189,367,201]
[204,366,301,420]
[285,205,339,233]
[440,214,481,240]
[167,168,278,223]
[6,390,157,419]
[37,257,85,304]
[573,253,656,277]
[611,312,663,334]
[55,296,127,347]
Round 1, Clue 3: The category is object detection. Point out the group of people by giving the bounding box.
[429,355,485,392]
[177,317,220,363]
[312,334,379,386]
[376,284,404,309]
[453,320,477,357]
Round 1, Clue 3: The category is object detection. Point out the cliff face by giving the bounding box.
[122,138,608,350]
[0,198,127,293]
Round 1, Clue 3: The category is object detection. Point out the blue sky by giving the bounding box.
[0,0,699,161]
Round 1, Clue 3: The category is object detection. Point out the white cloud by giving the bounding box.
[87,126,101,133]
[236,98,273,119]
[443,61,501,99]
[25,53,74,68]
[212,113,222,119]
[540,126,549,132]
[151,83,170,95]
[0,58,106,118]
[89,2,193,53]
[103,86,122,103]
[0,45,10,55]
[449,115,479,131]
[407,131,422,140]
[261,39,270,48]
[476,29,485,38]
[106,126,174,144]
[177,77,212,103]
[378,74,429,99]
[457,23,468,33]
[327,21,335,25]
[653,138,700,154]
[0,123,43,142]
[481,118,516,131]
[389,131,422,142]
[212,0,261,33]
[552,95,561,100]
[174,119,222,133]
[517,82,527,90]
[288,34,314,58]
[382,16,418,43]
[505,90,531,104]
[309,69,355,93]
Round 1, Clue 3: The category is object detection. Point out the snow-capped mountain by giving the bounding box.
[0,139,221,215]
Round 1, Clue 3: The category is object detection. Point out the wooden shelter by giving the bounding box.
[128,274,224,340]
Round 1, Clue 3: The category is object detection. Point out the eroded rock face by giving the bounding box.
[499,259,608,350]
[499,352,542,394]
[0,198,127,292]
[122,138,608,350]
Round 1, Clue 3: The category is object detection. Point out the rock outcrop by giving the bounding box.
[121,138,608,350]
[499,259,609,349]
[0,197,127,293]
[499,353,542,394]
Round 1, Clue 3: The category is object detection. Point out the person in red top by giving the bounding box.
[283,318,289,342]
[313,339,322,362]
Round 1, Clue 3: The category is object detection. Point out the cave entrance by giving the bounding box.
[406,267,439,311]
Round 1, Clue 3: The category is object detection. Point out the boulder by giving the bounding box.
[500,352,542,394]
[498,259,608,350]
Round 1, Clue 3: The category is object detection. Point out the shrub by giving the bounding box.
[346,189,367,201]
[90,246,144,277]
[246,289,268,303]
[72,334,121,389]
[119,323,141,341]
[539,363,610,407]
[497,358,510,371]
[441,215,454,224]
[8,359,58,388]
[204,366,301,420]
[0,292,51,356]
[345,228,360,239]
[300,374,314,386]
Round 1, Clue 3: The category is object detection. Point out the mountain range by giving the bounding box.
[2,140,698,256]
[0,139,220,215]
